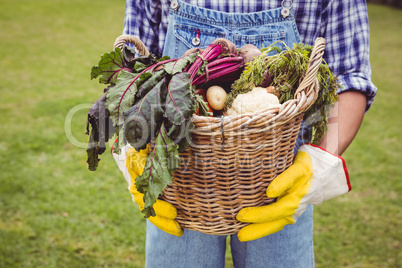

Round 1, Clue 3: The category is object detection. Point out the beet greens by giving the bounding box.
[86,42,243,217]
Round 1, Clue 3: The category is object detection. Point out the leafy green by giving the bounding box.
[87,45,168,160]
[105,71,138,126]
[121,45,169,72]
[165,73,197,151]
[135,123,180,218]
[86,43,238,216]
[124,73,197,215]
[86,91,115,171]
[136,69,166,100]
[123,77,169,151]
[91,48,127,84]
[164,73,195,136]
[163,52,199,75]
[106,70,156,153]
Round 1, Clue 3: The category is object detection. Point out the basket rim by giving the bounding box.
[113,35,326,135]
[192,37,326,132]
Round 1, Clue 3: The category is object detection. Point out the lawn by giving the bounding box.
[0,1,400,267]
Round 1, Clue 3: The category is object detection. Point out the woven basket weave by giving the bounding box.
[114,35,326,235]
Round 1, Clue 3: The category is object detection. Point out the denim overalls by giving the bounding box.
[146,1,314,267]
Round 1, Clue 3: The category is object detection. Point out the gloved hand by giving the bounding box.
[112,144,183,237]
[236,144,351,242]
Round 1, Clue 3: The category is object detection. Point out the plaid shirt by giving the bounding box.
[123,0,376,110]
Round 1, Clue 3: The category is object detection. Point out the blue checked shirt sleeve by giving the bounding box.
[123,0,167,57]
[320,0,377,111]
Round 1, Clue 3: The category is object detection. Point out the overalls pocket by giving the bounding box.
[233,22,288,51]
[234,31,287,51]
[173,23,226,57]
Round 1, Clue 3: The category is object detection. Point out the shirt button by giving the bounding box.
[192,37,200,46]
[171,1,179,11]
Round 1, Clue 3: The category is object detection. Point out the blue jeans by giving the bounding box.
[146,205,314,268]
[145,1,315,267]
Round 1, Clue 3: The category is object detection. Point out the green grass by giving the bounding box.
[0,1,401,267]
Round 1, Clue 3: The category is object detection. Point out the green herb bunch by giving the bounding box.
[227,41,339,144]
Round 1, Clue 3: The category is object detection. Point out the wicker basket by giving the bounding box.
[114,35,325,235]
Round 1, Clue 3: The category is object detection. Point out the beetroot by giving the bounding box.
[238,44,262,63]
[212,38,237,55]
[183,47,204,57]
[187,44,223,81]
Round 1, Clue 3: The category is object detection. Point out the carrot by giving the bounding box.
[266,86,280,98]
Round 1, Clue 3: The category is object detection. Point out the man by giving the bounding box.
[114,1,376,267]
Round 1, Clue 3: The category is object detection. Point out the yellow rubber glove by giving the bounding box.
[236,144,350,242]
[113,144,183,237]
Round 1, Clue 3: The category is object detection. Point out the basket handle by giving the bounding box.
[113,35,150,56]
[272,38,325,124]
[296,38,325,95]
[294,38,326,111]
